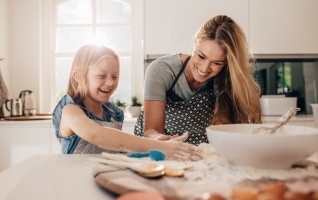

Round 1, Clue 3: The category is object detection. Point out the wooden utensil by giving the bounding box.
[89,157,164,178]
[253,107,300,134]
[101,152,187,177]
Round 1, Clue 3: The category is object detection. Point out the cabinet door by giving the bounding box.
[50,125,62,154]
[145,0,249,54]
[0,125,51,172]
[249,0,318,54]
[122,119,137,134]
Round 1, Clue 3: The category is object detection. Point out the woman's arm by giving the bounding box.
[143,100,187,141]
[143,100,172,140]
[60,104,198,160]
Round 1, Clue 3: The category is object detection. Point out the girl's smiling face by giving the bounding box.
[190,39,227,83]
[86,57,119,103]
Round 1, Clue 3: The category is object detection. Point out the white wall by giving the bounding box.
[8,0,41,111]
[0,0,9,94]
[0,0,9,116]
[2,1,318,114]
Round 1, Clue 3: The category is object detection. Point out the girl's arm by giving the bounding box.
[60,104,199,160]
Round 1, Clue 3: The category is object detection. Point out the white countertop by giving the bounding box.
[263,114,314,121]
[262,114,314,122]
[0,117,139,125]
[0,114,314,125]
[0,154,116,200]
[1,153,317,200]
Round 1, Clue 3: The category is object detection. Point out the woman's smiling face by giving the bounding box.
[190,39,227,83]
[86,57,119,103]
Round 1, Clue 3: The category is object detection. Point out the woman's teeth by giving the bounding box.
[196,68,208,76]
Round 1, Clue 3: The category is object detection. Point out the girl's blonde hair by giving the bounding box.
[67,45,120,102]
[194,15,262,124]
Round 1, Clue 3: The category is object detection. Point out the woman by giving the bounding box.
[134,15,262,145]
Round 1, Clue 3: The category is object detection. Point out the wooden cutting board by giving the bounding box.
[93,164,318,200]
[4,115,52,120]
[93,164,232,200]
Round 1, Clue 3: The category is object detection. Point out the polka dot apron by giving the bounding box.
[134,56,216,146]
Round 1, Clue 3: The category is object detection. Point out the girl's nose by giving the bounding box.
[105,78,114,86]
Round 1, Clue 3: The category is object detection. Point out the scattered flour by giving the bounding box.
[178,143,318,199]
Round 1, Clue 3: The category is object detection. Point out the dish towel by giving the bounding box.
[0,67,9,118]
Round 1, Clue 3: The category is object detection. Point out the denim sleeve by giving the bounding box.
[104,102,124,123]
[52,95,75,138]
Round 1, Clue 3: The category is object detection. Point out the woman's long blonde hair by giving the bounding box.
[67,45,120,102]
[194,15,262,124]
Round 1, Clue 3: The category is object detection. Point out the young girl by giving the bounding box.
[52,45,200,161]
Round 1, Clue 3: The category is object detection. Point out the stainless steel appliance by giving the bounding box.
[256,59,318,114]
[19,90,36,116]
[5,98,23,116]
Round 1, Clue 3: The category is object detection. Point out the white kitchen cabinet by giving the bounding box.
[50,126,62,154]
[0,119,136,172]
[249,0,318,54]
[0,121,52,172]
[145,0,249,54]
[122,117,137,134]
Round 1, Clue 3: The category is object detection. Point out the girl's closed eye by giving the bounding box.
[98,74,106,79]
[112,76,118,80]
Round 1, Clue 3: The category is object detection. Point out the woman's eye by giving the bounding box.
[213,62,223,66]
[198,54,205,59]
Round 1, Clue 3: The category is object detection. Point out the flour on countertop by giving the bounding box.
[178,143,318,198]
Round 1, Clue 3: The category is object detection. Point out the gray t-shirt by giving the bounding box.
[145,54,202,101]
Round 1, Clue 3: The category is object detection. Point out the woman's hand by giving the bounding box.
[161,140,202,161]
[156,132,202,161]
[145,129,189,141]
[144,129,171,141]
[170,132,189,141]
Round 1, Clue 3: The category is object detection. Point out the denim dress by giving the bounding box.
[52,95,124,154]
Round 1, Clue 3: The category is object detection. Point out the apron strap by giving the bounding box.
[168,56,191,91]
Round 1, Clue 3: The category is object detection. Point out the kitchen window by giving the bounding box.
[51,0,143,107]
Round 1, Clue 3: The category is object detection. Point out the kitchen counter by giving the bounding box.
[263,114,314,122]
[0,154,116,200]
[1,153,317,200]
[0,116,139,125]
[0,114,315,124]
[0,114,315,173]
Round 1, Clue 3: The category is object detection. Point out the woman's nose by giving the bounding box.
[201,60,211,70]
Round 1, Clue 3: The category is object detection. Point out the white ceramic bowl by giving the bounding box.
[206,124,318,169]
